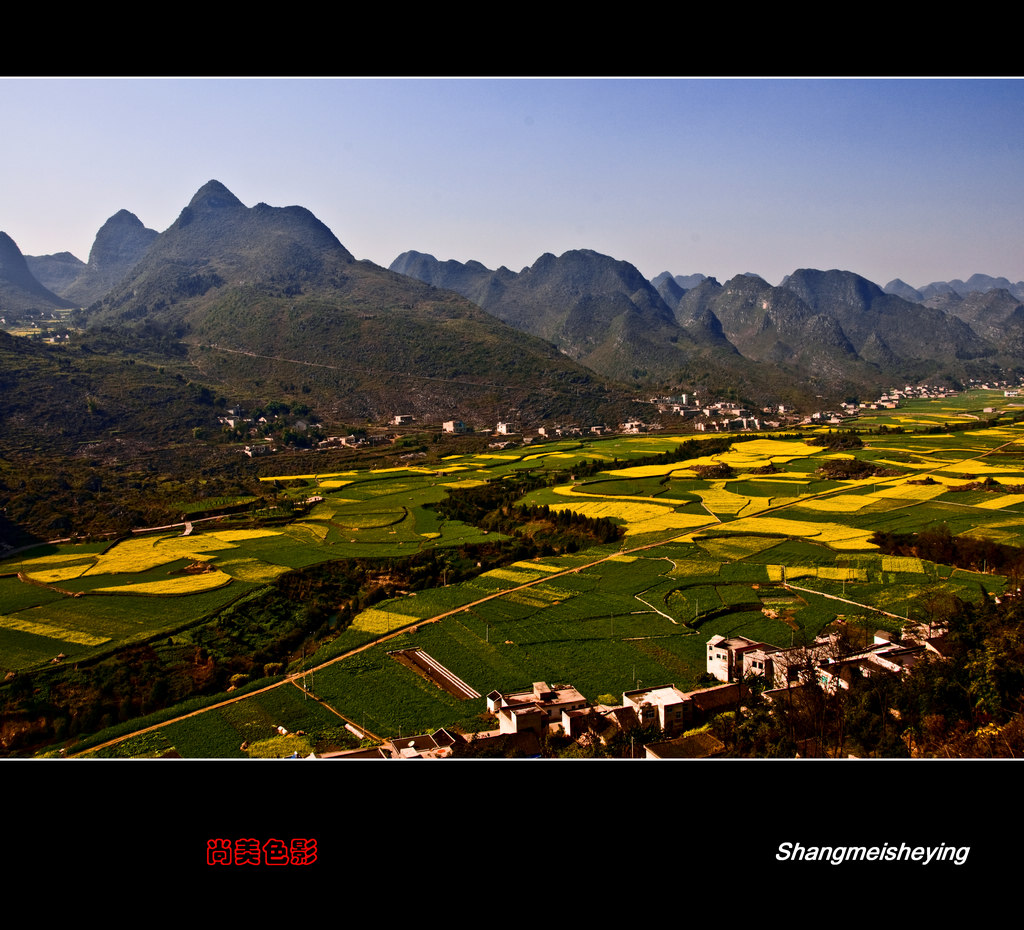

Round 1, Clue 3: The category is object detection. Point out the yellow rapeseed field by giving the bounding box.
[369,466,434,474]
[218,558,289,583]
[8,552,97,570]
[672,559,722,576]
[715,516,877,550]
[511,560,564,573]
[737,496,775,517]
[716,442,821,470]
[602,462,688,478]
[872,483,949,501]
[548,501,711,536]
[934,460,1024,477]
[208,529,282,542]
[482,566,550,584]
[84,537,230,575]
[871,459,933,470]
[774,566,818,581]
[818,566,868,581]
[815,528,878,550]
[0,614,110,645]
[94,570,233,596]
[974,494,1024,509]
[696,487,749,514]
[351,606,418,633]
[609,438,818,478]
[732,438,821,457]
[882,556,926,573]
[968,428,1019,438]
[798,495,874,513]
[22,563,95,583]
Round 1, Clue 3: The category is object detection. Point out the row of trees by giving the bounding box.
[430,474,624,553]
[871,524,1024,579]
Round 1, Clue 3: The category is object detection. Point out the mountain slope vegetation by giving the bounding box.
[80,182,639,425]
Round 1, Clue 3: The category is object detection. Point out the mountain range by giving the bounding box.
[885,274,1024,303]
[390,248,749,390]
[4,182,635,434]
[391,250,1022,401]
[2,179,1023,434]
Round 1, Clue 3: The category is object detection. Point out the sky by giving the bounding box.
[1,77,1022,289]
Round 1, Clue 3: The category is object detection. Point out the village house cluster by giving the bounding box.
[706,622,950,694]
[310,613,953,760]
[320,677,742,759]
[222,375,1024,460]
[647,380,1024,435]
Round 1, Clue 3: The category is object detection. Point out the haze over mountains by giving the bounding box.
[2,179,1023,434]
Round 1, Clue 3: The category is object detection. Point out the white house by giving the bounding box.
[486,682,587,735]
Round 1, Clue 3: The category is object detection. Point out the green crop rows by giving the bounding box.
[10,397,1024,756]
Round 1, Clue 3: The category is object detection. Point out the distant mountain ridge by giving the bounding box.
[28,210,159,308]
[79,182,637,425]
[885,274,1024,303]
[393,248,1015,399]
[780,268,990,365]
[90,180,356,328]
[0,232,74,311]
[390,248,762,393]
[5,177,1023,422]
[672,273,862,378]
[25,251,86,297]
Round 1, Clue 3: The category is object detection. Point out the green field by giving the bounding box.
[8,394,1024,756]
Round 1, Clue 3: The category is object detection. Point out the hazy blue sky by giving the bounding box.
[2,77,1022,288]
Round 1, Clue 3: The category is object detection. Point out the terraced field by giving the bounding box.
[11,390,1024,757]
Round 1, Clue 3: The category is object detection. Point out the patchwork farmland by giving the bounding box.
[6,390,1024,757]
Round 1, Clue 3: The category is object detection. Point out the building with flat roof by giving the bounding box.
[623,685,693,734]
[707,634,777,682]
[486,682,588,735]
